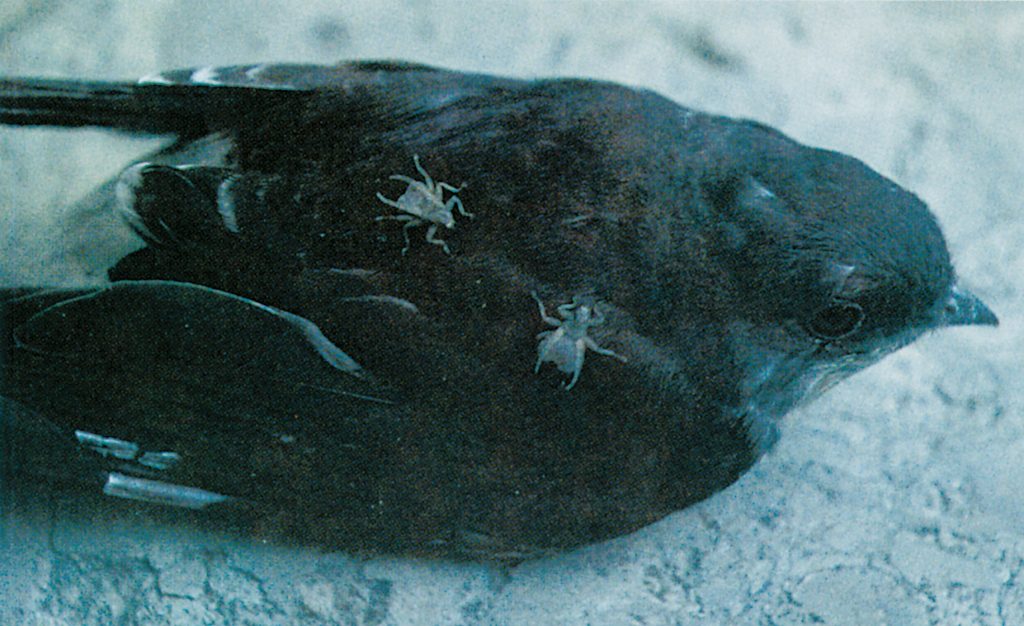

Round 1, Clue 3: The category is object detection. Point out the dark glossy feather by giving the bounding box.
[0,62,997,559]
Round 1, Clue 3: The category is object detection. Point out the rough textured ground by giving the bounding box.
[1,2,1021,625]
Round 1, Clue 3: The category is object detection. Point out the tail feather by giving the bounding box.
[0,77,298,134]
[0,77,195,132]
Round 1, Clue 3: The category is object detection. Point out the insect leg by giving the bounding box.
[388,174,420,186]
[400,218,422,255]
[534,342,548,373]
[564,342,587,390]
[437,181,466,194]
[376,192,406,210]
[583,337,628,362]
[447,196,475,219]
[424,224,451,254]
[412,155,434,189]
[530,291,562,327]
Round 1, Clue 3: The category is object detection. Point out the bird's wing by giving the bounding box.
[136,61,443,91]
[0,281,411,500]
[0,61,510,134]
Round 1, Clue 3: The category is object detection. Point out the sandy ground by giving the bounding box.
[1,2,1021,624]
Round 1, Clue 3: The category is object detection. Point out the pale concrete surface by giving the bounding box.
[1,2,1021,624]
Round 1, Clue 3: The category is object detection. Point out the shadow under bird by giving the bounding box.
[0,61,997,560]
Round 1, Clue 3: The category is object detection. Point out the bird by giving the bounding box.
[0,61,998,560]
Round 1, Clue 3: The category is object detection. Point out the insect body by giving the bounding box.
[532,292,627,390]
[375,154,472,254]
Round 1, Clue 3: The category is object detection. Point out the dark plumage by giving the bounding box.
[0,62,997,560]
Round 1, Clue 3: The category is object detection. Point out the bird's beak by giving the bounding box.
[939,282,998,327]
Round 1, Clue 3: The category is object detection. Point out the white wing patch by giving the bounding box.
[135,64,323,90]
[216,177,241,233]
[137,72,175,86]
[103,472,230,509]
[240,297,366,376]
[339,295,420,314]
[189,66,221,85]
[244,64,267,80]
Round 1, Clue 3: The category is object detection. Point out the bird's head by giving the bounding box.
[699,126,997,453]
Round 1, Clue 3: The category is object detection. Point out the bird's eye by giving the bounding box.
[807,301,864,340]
